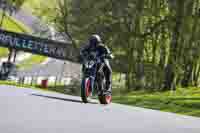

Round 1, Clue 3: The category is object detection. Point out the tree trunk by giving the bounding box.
[181,62,193,87]
[163,0,184,90]
[193,63,200,86]
[134,0,145,90]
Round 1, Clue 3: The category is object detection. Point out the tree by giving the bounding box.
[34,0,200,91]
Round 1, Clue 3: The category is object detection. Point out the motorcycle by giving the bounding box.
[81,53,112,104]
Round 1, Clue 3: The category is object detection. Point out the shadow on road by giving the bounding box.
[31,93,98,104]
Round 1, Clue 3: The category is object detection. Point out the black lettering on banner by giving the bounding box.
[13,37,20,47]
[0,33,7,45]
[27,40,33,50]
[0,28,75,60]
[22,39,27,49]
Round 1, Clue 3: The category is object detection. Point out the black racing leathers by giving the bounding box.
[80,44,113,92]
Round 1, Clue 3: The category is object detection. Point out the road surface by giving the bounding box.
[0,85,200,133]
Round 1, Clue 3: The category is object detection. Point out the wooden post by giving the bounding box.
[13,50,17,63]
[31,76,33,86]
[7,48,13,62]
[55,76,58,87]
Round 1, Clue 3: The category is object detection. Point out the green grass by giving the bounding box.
[17,55,46,70]
[0,80,50,92]
[0,80,69,94]
[112,87,200,117]
[0,80,35,88]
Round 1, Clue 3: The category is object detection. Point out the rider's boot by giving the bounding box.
[104,81,112,95]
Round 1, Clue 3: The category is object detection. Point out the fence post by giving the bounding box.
[55,76,58,87]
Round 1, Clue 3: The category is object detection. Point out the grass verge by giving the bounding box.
[0,80,72,95]
[112,87,200,117]
[0,80,44,90]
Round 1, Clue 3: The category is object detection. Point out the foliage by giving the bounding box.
[25,0,200,91]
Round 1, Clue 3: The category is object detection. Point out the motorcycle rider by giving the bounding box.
[80,34,113,94]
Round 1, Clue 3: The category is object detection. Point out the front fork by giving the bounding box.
[88,76,95,94]
[81,64,97,95]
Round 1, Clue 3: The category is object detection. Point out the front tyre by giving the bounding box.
[81,78,92,103]
[98,94,112,104]
[97,73,112,104]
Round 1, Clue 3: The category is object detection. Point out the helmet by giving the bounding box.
[89,34,102,47]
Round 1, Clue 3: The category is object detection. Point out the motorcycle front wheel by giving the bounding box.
[98,94,112,104]
[97,76,112,104]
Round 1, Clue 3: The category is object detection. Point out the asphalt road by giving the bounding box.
[0,85,200,133]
